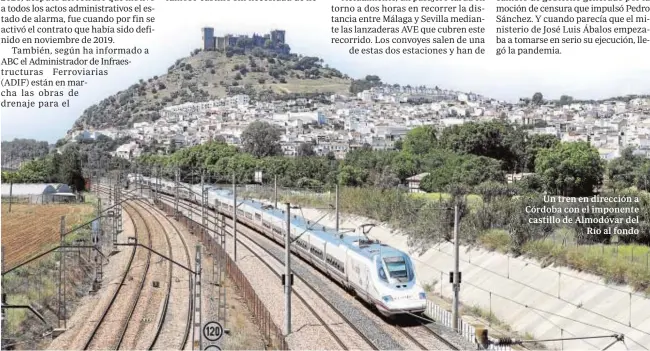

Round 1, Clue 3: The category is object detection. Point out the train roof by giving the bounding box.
[210,188,405,261]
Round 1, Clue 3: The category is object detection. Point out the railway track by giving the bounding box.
[398,322,460,350]
[151,188,466,350]
[221,212,377,350]
[83,200,152,350]
[154,188,378,349]
[140,199,193,350]
[89,186,193,350]
[153,187,461,350]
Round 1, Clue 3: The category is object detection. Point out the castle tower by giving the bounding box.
[202,27,215,50]
[270,30,285,44]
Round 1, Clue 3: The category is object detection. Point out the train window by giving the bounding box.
[310,246,324,260]
[255,213,261,220]
[376,258,389,283]
[383,256,412,282]
[326,255,344,273]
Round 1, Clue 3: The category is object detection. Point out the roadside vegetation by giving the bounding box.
[136,119,650,293]
[1,198,97,349]
[8,116,650,294]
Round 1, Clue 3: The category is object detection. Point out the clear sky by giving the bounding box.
[2,1,649,143]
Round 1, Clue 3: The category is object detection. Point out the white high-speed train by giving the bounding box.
[130,174,427,317]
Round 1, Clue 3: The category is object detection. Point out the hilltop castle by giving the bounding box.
[201,27,287,52]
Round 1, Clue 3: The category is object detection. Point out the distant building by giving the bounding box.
[506,173,534,184]
[406,173,430,193]
[202,27,215,51]
[1,183,76,204]
[116,142,138,160]
[201,27,287,52]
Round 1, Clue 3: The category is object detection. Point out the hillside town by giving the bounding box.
[67,86,650,163]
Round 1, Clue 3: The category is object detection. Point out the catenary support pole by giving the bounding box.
[284,203,292,335]
[8,182,12,213]
[233,174,237,262]
[452,204,460,332]
[1,246,6,341]
[58,216,67,329]
[274,175,278,209]
[175,169,180,220]
[94,198,103,288]
[335,184,339,233]
[193,244,202,350]
[220,214,227,331]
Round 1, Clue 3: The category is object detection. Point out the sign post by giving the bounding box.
[203,321,224,350]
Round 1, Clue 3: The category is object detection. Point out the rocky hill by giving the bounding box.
[71,47,352,131]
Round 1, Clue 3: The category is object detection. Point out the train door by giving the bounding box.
[359,265,370,303]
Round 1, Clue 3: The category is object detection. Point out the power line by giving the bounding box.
[410,255,649,350]
[429,244,650,333]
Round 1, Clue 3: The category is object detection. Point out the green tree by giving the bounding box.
[297,142,316,157]
[524,134,560,171]
[634,161,650,191]
[402,125,437,155]
[438,121,520,172]
[241,121,283,157]
[559,95,574,105]
[60,145,85,191]
[535,141,604,196]
[532,92,544,105]
[606,146,642,191]
[338,165,368,186]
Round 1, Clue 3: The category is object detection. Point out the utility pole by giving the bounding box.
[2,246,6,343]
[274,175,278,209]
[8,181,12,213]
[155,166,160,204]
[284,203,292,335]
[232,174,237,262]
[138,163,142,197]
[335,184,339,233]
[58,216,67,330]
[116,177,122,235]
[201,172,207,245]
[193,244,203,350]
[175,168,180,220]
[219,214,227,330]
[93,199,103,291]
[452,204,460,332]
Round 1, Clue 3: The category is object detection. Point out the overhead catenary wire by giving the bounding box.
[130,167,650,349]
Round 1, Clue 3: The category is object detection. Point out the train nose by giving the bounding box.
[380,293,427,315]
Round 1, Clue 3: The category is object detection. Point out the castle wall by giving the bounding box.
[204,30,286,51]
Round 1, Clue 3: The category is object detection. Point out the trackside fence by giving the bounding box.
[155,199,289,350]
[425,301,512,350]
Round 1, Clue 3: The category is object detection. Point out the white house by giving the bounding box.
[116,142,137,160]
[1,183,64,203]
[406,173,430,193]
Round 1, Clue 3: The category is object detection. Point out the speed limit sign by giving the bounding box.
[203,321,223,342]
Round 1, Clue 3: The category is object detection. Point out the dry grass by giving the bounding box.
[523,237,650,293]
[220,278,267,350]
[2,201,96,349]
[1,203,94,271]
[141,50,349,106]
[247,186,650,294]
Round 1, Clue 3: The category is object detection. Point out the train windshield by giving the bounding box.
[383,256,413,282]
